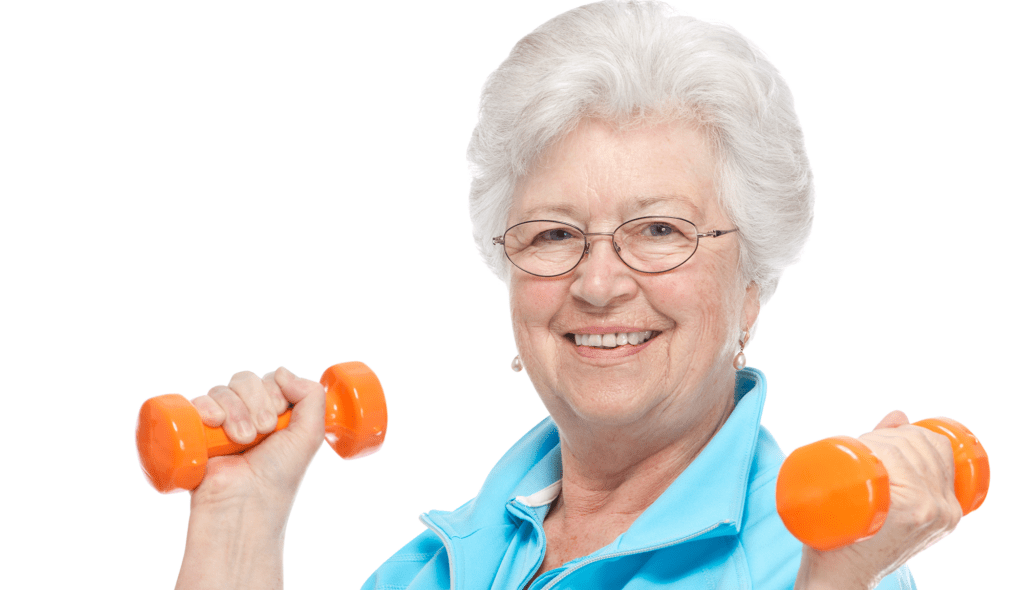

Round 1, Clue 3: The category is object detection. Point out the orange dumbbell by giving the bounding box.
[136,361,387,493]
[776,417,989,551]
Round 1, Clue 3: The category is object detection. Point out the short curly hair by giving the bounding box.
[467,0,813,303]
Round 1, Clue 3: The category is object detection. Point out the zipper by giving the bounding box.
[507,500,547,590]
[538,521,731,589]
[419,514,459,590]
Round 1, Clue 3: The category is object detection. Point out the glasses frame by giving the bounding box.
[492,216,738,277]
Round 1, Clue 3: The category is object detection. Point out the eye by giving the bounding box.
[536,228,576,242]
[642,222,676,237]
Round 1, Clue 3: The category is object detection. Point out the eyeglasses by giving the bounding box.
[492,216,738,277]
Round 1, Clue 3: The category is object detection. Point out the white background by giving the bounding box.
[1,1,1020,587]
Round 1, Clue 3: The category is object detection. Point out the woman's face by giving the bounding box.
[509,119,760,436]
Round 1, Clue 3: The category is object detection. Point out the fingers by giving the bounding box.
[261,371,290,415]
[859,423,962,545]
[191,394,226,428]
[190,369,296,445]
[229,371,283,434]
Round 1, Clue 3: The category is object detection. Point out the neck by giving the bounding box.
[530,370,738,579]
[532,378,735,577]
[554,386,734,522]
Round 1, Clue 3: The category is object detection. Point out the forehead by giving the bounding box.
[511,119,719,226]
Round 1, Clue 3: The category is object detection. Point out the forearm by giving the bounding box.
[175,499,289,590]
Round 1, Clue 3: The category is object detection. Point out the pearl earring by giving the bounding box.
[733,330,749,370]
[511,355,523,372]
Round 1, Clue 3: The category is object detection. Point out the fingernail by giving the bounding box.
[238,420,255,439]
[258,411,276,430]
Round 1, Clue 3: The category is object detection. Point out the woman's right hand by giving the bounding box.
[175,367,325,590]
[187,366,326,511]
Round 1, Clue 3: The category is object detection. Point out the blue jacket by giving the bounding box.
[363,369,915,589]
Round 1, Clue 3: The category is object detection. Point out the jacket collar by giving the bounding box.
[424,368,767,553]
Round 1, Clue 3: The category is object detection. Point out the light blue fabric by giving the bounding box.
[362,369,915,589]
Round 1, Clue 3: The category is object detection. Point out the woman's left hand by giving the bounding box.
[794,411,963,589]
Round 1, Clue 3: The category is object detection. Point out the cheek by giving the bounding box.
[651,266,743,343]
[648,273,717,322]
[510,277,564,343]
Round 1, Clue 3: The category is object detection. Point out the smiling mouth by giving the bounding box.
[566,331,659,349]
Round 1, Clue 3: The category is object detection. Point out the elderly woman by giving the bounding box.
[175,2,961,588]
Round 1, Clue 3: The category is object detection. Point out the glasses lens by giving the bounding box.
[615,217,698,272]
[502,221,586,276]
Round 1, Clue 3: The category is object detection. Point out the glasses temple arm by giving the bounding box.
[697,228,739,238]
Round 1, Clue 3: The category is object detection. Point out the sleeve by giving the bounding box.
[360,529,451,590]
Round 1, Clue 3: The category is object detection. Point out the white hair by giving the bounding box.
[467,0,813,303]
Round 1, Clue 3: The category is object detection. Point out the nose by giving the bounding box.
[568,234,639,308]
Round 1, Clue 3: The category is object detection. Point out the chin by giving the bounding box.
[542,379,669,429]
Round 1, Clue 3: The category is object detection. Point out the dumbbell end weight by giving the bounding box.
[136,393,211,493]
[913,417,989,516]
[322,362,388,459]
[776,436,891,551]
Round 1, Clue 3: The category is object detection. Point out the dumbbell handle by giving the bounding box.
[776,417,989,551]
[136,362,387,493]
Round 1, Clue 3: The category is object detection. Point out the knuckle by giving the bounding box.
[934,438,955,464]
[907,493,962,533]
[899,427,934,453]
[191,393,212,407]
[915,427,953,454]
[207,384,232,399]
[229,370,260,387]
[299,377,324,394]
[948,504,963,528]
[874,441,908,467]
[910,501,942,527]
[191,395,226,425]
[916,427,942,444]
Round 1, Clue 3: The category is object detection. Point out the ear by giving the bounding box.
[742,281,760,332]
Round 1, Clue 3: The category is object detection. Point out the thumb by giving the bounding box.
[874,409,910,430]
[275,366,326,436]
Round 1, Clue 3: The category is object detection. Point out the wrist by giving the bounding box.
[176,497,290,590]
[794,546,875,590]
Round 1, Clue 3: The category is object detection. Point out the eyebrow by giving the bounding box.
[628,195,701,217]
[517,203,585,222]
[516,195,703,224]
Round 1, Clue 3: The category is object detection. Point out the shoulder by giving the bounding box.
[360,529,448,590]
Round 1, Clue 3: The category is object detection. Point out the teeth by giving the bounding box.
[571,331,655,349]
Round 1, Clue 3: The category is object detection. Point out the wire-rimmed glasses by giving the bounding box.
[492,216,738,277]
